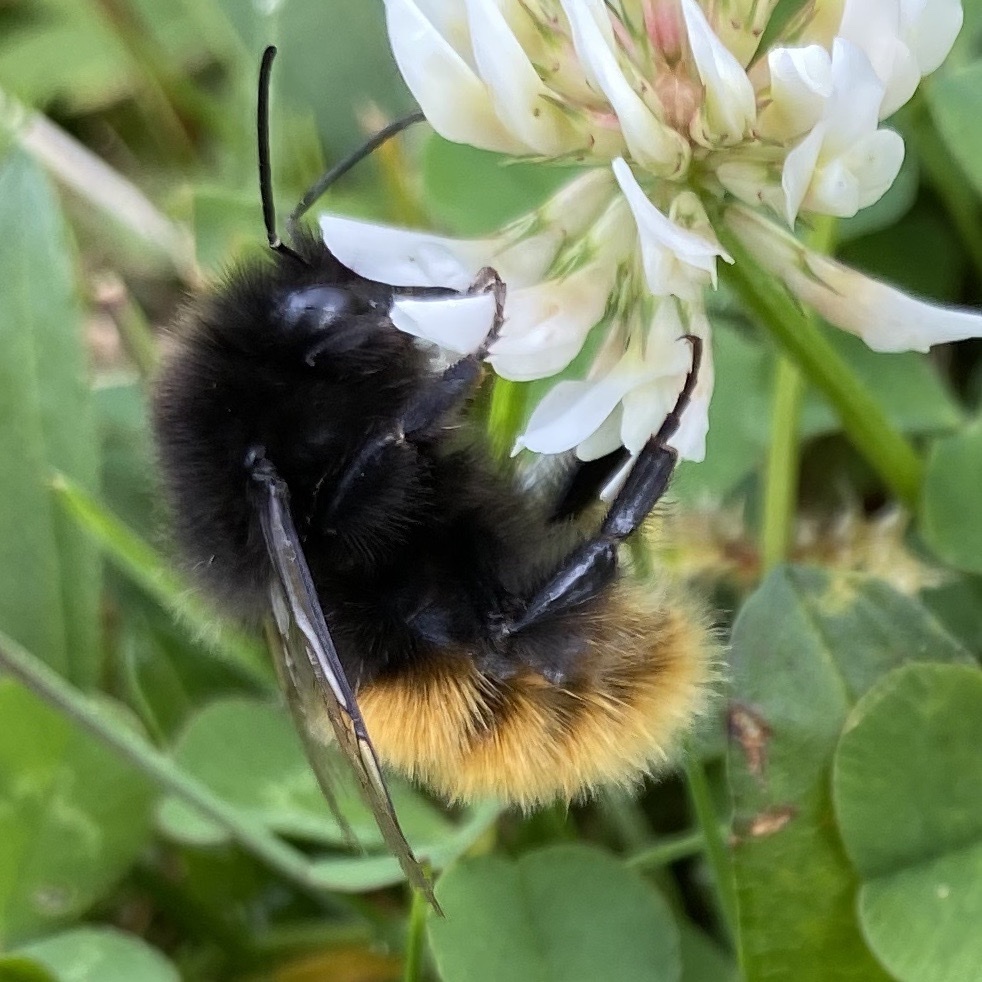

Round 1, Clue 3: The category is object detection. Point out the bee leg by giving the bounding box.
[497,336,702,643]
[467,266,506,357]
[548,448,631,522]
[321,298,508,523]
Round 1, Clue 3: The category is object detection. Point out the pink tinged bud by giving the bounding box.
[561,0,690,175]
[653,67,703,131]
[644,0,684,61]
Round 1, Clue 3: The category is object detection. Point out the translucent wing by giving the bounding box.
[250,456,440,910]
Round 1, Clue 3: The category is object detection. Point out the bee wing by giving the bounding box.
[262,617,359,850]
[252,464,440,911]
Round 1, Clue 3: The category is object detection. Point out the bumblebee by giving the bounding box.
[152,47,712,906]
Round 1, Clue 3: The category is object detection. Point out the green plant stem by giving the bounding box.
[760,218,839,570]
[602,791,652,852]
[760,216,838,572]
[717,226,925,508]
[624,827,706,869]
[1,627,503,909]
[761,356,804,571]
[683,753,737,941]
[402,885,429,982]
[487,377,527,463]
[96,274,158,380]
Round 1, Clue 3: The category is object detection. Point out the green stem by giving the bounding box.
[760,218,839,570]
[402,885,429,982]
[95,275,158,380]
[717,227,925,508]
[487,377,527,463]
[682,753,737,941]
[624,827,706,869]
[760,356,804,571]
[602,790,652,852]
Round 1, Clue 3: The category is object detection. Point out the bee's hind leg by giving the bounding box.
[494,336,702,653]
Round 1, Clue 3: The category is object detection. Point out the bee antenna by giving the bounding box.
[286,108,426,241]
[257,46,306,264]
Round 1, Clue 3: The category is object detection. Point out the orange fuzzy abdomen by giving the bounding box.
[358,585,714,808]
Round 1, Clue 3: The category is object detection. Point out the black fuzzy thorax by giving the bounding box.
[153,237,587,685]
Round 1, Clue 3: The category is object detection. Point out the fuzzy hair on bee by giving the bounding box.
[152,47,713,908]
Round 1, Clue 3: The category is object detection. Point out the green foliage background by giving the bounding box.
[0,1,981,979]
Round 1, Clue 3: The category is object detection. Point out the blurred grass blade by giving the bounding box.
[94,275,158,380]
[0,91,197,284]
[0,630,338,898]
[52,472,273,690]
[0,148,102,688]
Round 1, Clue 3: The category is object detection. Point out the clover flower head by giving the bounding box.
[322,0,980,479]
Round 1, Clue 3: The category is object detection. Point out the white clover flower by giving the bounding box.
[321,0,981,476]
[837,0,965,118]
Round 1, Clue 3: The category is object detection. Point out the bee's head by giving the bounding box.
[259,234,400,368]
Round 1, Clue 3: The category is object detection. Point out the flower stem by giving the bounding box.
[402,885,429,982]
[717,227,925,508]
[759,217,836,571]
[624,827,706,869]
[95,274,158,380]
[487,377,527,463]
[761,356,804,571]
[682,752,737,941]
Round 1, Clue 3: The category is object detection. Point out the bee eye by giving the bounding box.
[278,286,354,331]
